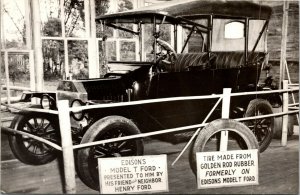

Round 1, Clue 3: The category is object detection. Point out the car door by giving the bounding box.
[151,70,215,128]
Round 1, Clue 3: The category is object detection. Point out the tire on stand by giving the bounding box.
[244,99,274,152]
[8,108,60,165]
[76,116,144,191]
[189,119,259,176]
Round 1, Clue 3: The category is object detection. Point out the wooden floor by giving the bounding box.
[1,129,298,194]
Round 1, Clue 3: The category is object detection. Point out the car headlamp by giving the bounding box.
[133,81,139,91]
[71,99,85,121]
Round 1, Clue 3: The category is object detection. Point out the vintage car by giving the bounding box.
[8,0,279,191]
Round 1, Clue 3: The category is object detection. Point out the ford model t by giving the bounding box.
[7,0,278,191]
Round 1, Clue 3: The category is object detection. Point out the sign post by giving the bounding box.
[220,88,232,151]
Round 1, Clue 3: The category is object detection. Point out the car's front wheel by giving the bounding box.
[8,111,59,165]
[76,116,144,191]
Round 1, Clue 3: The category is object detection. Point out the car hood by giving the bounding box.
[56,63,152,101]
[107,63,150,75]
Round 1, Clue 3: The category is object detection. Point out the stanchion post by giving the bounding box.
[281,80,289,146]
[4,51,11,105]
[220,88,232,151]
[57,100,76,193]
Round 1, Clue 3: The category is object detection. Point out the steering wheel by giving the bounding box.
[156,39,178,71]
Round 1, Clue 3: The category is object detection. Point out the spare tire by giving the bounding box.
[189,119,259,176]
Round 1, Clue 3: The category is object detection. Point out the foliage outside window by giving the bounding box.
[120,41,136,61]
[0,53,30,84]
[1,0,30,89]
[96,0,136,64]
[42,40,64,80]
[64,0,86,37]
[106,41,117,61]
[40,0,62,37]
[68,40,89,79]
[182,19,208,53]
[40,0,90,81]
[1,0,27,49]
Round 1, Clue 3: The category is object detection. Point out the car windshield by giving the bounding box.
[99,16,209,63]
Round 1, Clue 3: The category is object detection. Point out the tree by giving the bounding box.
[42,18,62,36]
[64,0,85,37]
[118,0,133,12]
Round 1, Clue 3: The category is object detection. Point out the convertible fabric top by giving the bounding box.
[96,0,272,21]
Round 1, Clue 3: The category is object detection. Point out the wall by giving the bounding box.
[259,1,299,87]
[266,1,299,62]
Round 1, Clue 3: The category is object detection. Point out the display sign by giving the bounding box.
[196,149,259,189]
[98,155,168,194]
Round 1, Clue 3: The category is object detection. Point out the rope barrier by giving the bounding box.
[288,107,299,110]
[289,103,299,107]
[68,88,298,113]
[70,94,222,112]
[72,122,208,150]
[1,126,62,151]
[0,103,59,114]
[1,88,299,151]
[2,110,298,152]
[230,88,298,97]
[1,87,297,115]
[72,111,299,150]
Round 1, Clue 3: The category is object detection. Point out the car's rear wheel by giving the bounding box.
[272,106,294,138]
[76,116,144,191]
[189,119,259,175]
[244,99,274,152]
[8,110,59,165]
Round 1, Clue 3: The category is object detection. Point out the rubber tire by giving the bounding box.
[244,99,274,152]
[76,116,144,191]
[189,119,259,176]
[8,106,59,165]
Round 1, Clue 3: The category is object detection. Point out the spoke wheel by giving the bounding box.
[77,116,144,191]
[189,119,259,176]
[8,110,59,165]
[244,99,274,152]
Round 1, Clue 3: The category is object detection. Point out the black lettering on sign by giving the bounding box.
[236,153,251,159]
[241,168,250,174]
[217,154,234,160]
[121,158,147,166]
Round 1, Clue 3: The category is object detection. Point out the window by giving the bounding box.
[182,19,208,53]
[224,21,244,39]
[1,0,28,49]
[96,0,138,63]
[212,19,245,51]
[40,0,90,82]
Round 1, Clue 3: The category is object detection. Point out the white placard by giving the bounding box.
[196,149,259,189]
[98,155,168,194]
